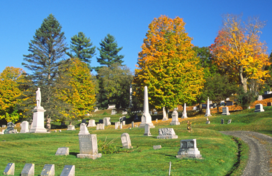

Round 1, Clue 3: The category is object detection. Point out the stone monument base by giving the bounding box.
[157,134,178,139]
[67,125,75,130]
[77,153,102,160]
[139,123,155,128]
[176,148,202,159]
[29,106,48,133]
[170,121,180,125]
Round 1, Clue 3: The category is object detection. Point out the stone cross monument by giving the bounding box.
[139,86,155,128]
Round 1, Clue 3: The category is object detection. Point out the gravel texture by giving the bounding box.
[221,131,272,176]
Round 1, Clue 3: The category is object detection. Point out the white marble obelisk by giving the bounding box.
[139,86,155,128]
[182,103,187,118]
[29,88,47,133]
[205,97,212,117]
[129,84,132,108]
[162,107,168,121]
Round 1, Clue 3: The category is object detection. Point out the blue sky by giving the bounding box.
[1,0,271,74]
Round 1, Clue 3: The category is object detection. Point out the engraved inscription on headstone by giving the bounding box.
[121,133,133,149]
[21,163,34,176]
[60,165,75,176]
[40,164,55,176]
[157,128,178,139]
[55,147,69,156]
[3,163,15,175]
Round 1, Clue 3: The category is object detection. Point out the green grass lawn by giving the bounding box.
[0,106,271,175]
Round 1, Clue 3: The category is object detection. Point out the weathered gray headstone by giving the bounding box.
[55,147,69,156]
[121,133,133,149]
[60,165,75,176]
[111,109,117,115]
[255,104,265,112]
[21,163,34,176]
[131,121,134,128]
[77,133,102,159]
[5,122,16,134]
[221,119,224,124]
[227,119,232,124]
[87,119,96,127]
[103,117,111,126]
[40,164,54,176]
[222,107,230,115]
[176,139,202,159]
[206,121,210,124]
[2,125,6,128]
[96,123,104,130]
[144,124,152,136]
[153,145,162,150]
[157,128,178,139]
[170,110,180,125]
[67,125,75,130]
[3,163,15,175]
[120,123,123,129]
[20,121,29,133]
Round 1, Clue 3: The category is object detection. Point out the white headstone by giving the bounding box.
[78,123,89,135]
[115,122,120,129]
[122,121,126,125]
[139,86,155,128]
[205,97,212,117]
[3,163,15,175]
[129,84,132,107]
[122,111,127,115]
[77,133,102,159]
[131,121,134,128]
[107,104,116,109]
[176,139,202,159]
[87,120,96,127]
[222,107,230,115]
[67,125,75,130]
[258,95,263,100]
[55,147,69,156]
[96,124,104,130]
[103,117,111,126]
[40,164,55,176]
[170,109,180,125]
[157,128,178,139]
[21,163,34,176]
[144,124,152,136]
[20,121,29,133]
[255,104,264,112]
[227,119,232,124]
[120,123,123,129]
[60,165,75,176]
[162,107,168,121]
[206,121,210,124]
[111,109,117,115]
[182,103,187,118]
[121,133,133,149]
[153,145,162,150]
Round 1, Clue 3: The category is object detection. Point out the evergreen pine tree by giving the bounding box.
[97,34,124,69]
[66,32,95,65]
[21,14,71,131]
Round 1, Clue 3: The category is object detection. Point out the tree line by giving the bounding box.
[1,14,271,127]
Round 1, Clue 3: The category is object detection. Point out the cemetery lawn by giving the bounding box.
[1,107,272,175]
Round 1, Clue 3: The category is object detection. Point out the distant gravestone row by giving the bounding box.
[3,163,75,176]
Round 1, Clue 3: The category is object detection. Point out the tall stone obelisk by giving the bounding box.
[182,103,187,118]
[129,84,132,108]
[29,88,47,133]
[205,97,212,117]
[162,107,168,121]
[139,86,155,128]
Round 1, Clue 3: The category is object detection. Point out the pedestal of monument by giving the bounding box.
[29,106,47,133]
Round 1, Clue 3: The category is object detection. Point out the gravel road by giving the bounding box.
[221,131,272,176]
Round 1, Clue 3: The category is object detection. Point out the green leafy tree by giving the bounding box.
[203,74,238,112]
[21,14,71,130]
[97,34,124,69]
[66,32,95,66]
[97,63,133,109]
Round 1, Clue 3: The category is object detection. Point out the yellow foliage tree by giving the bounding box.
[0,67,24,122]
[57,58,96,122]
[133,15,205,111]
[210,15,270,92]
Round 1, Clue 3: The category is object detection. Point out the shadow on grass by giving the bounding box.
[70,152,79,157]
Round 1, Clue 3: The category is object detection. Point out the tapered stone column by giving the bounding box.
[139,86,155,128]
[182,103,187,118]
[205,97,212,117]
[162,107,168,121]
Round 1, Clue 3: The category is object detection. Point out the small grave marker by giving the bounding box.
[115,122,120,130]
[96,124,104,130]
[103,117,111,126]
[157,128,178,139]
[55,147,69,156]
[3,163,15,175]
[170,110,180,125]
[40,164,54,176]
[176,139,202,159]
[67,125,75,130]
[222,107,230,115]
[221,119,224,124]
[60,165,75,176]
[227,119,232,124]
[153,145,162,150]
[144,124,152,136]
[87,119,96,127]
[255,104,265,112]
[121,133,133,149]
[20,121,29,133]
[21,163,34,176]
[77,133,102,159]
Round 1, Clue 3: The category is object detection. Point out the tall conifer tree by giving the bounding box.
[66,32,95,66]
[21,14,71,130]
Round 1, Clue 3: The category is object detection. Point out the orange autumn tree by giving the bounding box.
[0,67,25,122]
[133,15,205,112]
[210,15,270,92]
[57,58,96,122]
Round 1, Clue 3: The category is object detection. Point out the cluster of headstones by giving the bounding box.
[3,163,74,176]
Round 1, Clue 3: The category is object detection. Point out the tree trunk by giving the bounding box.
[46,117,51,132]
[239,66,248,92]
